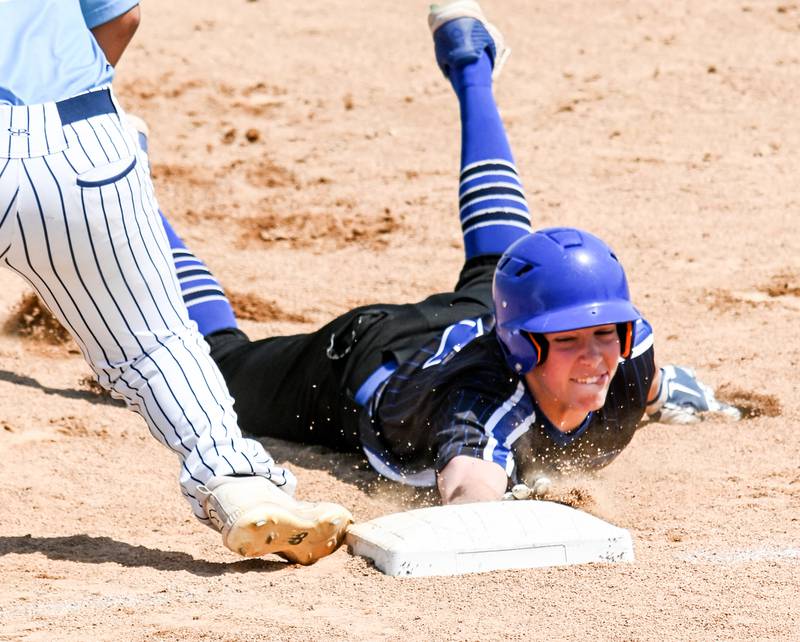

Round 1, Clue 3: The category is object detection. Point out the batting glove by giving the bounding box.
[646,365,742,424]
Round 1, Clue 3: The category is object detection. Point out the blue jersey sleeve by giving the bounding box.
[433,385,534,479]
[630,317,654,359]
[436,422,515,476]
[80,0,140,29]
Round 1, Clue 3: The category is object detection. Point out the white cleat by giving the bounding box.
[198,476,353,565]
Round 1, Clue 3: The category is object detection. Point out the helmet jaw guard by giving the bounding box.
[493,228,640,374]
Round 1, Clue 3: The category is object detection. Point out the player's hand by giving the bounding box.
[646,365,742,424]
[501,477,552,501]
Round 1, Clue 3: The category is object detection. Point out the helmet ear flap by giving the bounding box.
[617,321,633,358]
[525,332,549,367]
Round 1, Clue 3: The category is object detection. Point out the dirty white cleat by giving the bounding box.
[198,476,353,565]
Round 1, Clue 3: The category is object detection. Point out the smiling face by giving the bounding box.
[524,324,622,431]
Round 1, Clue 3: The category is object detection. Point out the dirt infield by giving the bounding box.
[1,1,799,640]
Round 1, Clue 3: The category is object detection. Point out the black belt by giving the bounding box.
[56,89,116,126]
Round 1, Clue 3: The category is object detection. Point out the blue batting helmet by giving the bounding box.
[492,227,640,373]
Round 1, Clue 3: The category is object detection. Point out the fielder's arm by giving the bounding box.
[91,4,141,66]
[437,455,508,504]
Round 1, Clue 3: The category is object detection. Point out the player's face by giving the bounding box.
[525,324,621,429]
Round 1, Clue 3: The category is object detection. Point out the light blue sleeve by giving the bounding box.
[80,0,140,29]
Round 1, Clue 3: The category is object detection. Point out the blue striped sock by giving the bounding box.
[451,52,531,259]
[159,211,238,336]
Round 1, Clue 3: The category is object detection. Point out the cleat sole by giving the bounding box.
[224,502,354,565]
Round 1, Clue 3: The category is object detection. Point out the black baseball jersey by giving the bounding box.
[205,256,656,489]
[359,317,656,487]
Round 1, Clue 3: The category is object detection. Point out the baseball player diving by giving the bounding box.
[160,2,739,506]
[1,1,352,564]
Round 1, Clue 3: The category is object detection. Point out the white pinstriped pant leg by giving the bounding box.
[0,91,295,522]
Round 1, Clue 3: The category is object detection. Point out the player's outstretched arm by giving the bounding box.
[437,455,508,504]
[645,363,741,424]
[89,4,141,66]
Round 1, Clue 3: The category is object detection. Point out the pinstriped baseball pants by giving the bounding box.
[0,88,295,522]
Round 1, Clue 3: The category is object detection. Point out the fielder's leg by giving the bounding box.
[134,122,355,562]
[157,209,365,451]
[430,1,532,260]
[0,93,351,563]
